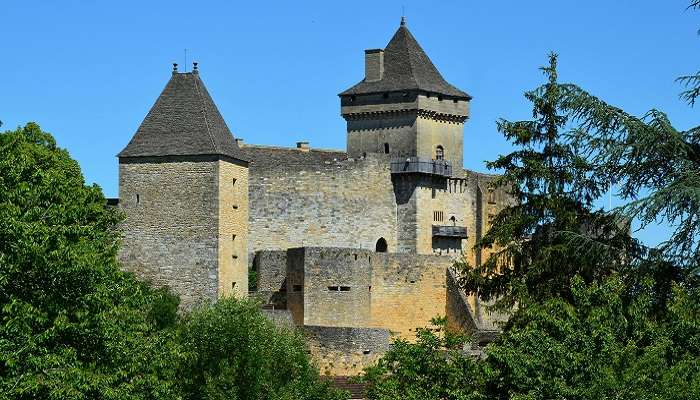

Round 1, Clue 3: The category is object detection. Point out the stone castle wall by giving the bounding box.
[280,247,453,338]
[368,251,452,338]
[241,146,399,254]
[305,325,391,376]
[118,157,249,308]
[217,160,249,298]
[118,159,221,308]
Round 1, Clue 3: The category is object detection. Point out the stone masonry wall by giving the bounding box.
[369,252,452,338]
[118,160,220,309]
[285,247,453,339]
[217,160,249,298]
[242,146,398,254]
[299,248,373,327]
[252,250,288,292]
[305,326,391,376]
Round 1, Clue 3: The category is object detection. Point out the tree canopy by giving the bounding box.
[0,123,345,400]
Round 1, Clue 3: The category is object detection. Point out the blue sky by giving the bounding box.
[1,0,698,245]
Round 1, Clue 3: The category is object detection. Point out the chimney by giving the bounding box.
[296,141,310,151]
[364,49,384,82]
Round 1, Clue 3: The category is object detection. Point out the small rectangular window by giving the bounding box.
[232,205,239,210]
[293,284,302,292]
[327,286,339,291]
[135,194,140,204]
[232,255,238,260]
[340,286,351,291]
[232,178,237,186]
[231,282,236,289]
[232,234,236,241]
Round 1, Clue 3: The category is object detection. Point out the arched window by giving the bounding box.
[436,145,444,160]
[384,143,390,154]
[375,237,388,253]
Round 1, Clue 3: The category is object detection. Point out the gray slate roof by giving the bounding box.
[340,21,470,99]
[239,145,348,173]
[118,71,246,161]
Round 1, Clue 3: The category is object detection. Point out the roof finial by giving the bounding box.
[400,15,406,26]
[173,63,178,73]
[193,61,198,73]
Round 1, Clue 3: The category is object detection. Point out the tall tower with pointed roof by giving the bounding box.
[340,19,473,254]
[118,65,249,308]
[339,18,471,170]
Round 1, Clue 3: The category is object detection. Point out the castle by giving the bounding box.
[115,19,508,375]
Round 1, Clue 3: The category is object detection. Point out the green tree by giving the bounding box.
[458,54,633,311]
[478,274,700,400]
[0,123,181,399]
[678,0,700,106]
[175,297,346,400]
[362,317,486,400]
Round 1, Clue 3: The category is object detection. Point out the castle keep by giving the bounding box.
[117,19,508,375]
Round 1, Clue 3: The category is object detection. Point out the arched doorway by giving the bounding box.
[375,237,388,253]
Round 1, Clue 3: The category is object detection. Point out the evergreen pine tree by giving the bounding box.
[459,54,633,310]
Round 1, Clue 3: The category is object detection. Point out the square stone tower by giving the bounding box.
[339,17,471,170]
[117,64,249,308]
[339,18,473,255]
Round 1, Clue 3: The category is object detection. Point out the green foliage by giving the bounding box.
[362,317,486,400]
[0,123,344,400]
[484,275,700,400]
[366,45,700,398]
[249,267,258,292]
[559,85,700,270]
[458,54,634,311]
[0,123,181,399]
[176,297,345,400]
[363,277,700,400]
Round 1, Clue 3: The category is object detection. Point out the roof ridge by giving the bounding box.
[396,26,418,88]
[193,74,219,153]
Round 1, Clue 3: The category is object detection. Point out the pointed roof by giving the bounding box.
[118,70,246,161]
[340,19,470,99]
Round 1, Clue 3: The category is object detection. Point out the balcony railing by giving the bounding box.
[432,225,468,238]
[390,157,453,177]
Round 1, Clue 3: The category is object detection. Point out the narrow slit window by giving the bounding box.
[135,194,140,204]
[232,178,237,186]
[340,286,351,291]
[327,286,339,291]
[384,143,390,154]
